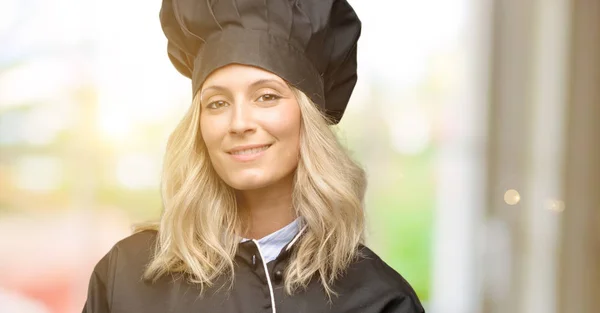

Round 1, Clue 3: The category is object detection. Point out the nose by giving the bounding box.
[228,100,256,135]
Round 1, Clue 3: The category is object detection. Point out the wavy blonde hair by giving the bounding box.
[136,86,367,297]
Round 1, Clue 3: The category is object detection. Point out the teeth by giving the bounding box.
[231,145,270,155]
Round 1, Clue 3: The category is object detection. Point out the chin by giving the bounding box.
[227,179,271,191]
[224,171,272,191]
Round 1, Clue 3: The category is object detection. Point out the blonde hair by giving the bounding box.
[136,86,367,297]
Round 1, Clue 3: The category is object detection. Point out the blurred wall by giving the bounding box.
[558,0,600,312]
[480,0,600,313]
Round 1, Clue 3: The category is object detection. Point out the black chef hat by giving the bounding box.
[159,0,361,124]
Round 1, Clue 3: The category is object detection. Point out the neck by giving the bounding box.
[236,173,296,239]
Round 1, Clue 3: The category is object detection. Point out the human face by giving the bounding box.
[199,64,301,191]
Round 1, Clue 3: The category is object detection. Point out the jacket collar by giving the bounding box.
[236,220,308,266]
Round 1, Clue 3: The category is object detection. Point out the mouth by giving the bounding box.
[227,144,272,161]
[229,144,271,155]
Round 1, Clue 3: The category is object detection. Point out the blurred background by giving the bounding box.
[0,0,598,312]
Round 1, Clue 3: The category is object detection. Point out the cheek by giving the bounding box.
[199,117,222,155]
[265,104,300,137]
[263,104,301,156]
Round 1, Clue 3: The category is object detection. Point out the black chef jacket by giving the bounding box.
[83,230,425,313]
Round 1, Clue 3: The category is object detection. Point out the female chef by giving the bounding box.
[83,0,425,312]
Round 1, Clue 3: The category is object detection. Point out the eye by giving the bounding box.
[256,94,281,102]
[206,100,228,109]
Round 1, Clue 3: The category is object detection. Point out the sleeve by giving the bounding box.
[82,247,118,313]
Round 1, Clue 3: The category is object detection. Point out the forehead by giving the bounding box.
[202,64,288,89]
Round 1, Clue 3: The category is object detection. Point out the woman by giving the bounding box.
[83,0,425,312]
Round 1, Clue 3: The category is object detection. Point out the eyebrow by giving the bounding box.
[201,78,289,98]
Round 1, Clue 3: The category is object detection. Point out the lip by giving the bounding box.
[227,143,272,162]
[227,143,272,154]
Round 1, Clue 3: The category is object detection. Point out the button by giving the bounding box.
[273,270,283,283]
[252,254,257,269]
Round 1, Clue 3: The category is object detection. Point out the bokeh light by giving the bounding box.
[504,189,521,205]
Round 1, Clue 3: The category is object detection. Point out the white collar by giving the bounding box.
[240,217,305,263]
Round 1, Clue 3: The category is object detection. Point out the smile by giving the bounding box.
[230,145,271,155]
[228,144,272,162]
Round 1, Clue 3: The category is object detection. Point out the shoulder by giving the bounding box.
[339,244,426,312]
[111,229,158,261]
[92,230,158,279]
[84,230,158,311]
[355,245,420,295]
